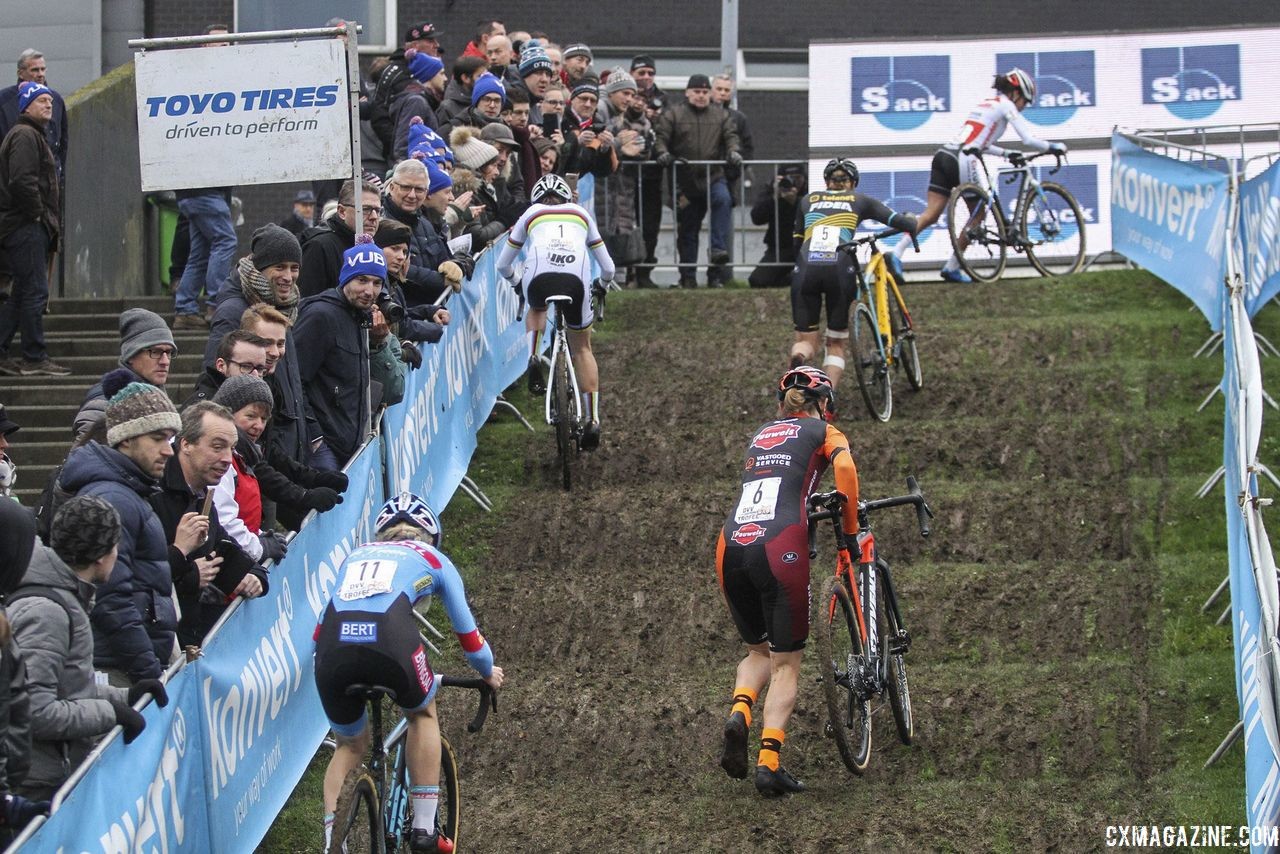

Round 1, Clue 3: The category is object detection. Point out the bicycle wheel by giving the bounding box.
[879,568,914,746]
[816,575,872,774]
[849,302,891,422]
[1020,181,1086,278]
[889,288,922,391]
[332,767,381,854]
[946,183,1007,282]
[551,348,573,491]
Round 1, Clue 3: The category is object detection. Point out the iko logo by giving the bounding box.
[995,50,1095,126]
[1142,45,1241,121]
[855,169,938,247]
[851,55,950,130]
[996,164,1098,242]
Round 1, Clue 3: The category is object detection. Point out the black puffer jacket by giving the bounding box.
[298,213,356,298]
[383,196,452,306]
[293,288,372,462]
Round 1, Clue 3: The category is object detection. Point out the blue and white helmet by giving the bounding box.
[375,492,442,546]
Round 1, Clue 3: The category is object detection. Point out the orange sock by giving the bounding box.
[731,686,757,727]
[758,727,785,771]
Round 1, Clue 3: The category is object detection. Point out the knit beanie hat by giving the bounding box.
[213,374,274,416]
[448,126,499,171]
[51,494,121,567]
[18,82,51,114]
[564,44,593,63]
[251,223,303,270]
[630,55,656,72]
[605,67,637,95]
[405,47,445,85]
[426,161,453,195]
[519,43,553,77]
[106,382,181,447]
[571,78,599,100]
[374,218,413,249]
[339,234,388,287]
[470,72,505,107]
[119,308,177,364]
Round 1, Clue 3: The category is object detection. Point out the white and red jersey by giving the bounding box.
[948,93,1052,157]
[495,202,616,285]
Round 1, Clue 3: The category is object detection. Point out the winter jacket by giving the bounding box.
[439,106,501,141]
[58,442,175,681]
[654,100,740,197]
[719,103,754,205]
[435,80,472,133]
[0,114,60,243]
[0,84,68,177]
[559,111,616,180]
[603,111,653,235]
[299,213,356,298]
[182,365,224,408]
[0,500,35,793]
[383,196,453,306]
[294,288,372,462]
[751,185,801,264]
[390,86,440,162]
[8,545,128,797]
[370,335,406,407]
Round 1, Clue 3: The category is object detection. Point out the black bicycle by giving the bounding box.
[945,148,1086,281]
[809,478,932,774]
[330,674,496,853]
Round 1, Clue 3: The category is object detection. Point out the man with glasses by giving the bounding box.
[383,159,464,307]
[73,309,178,443]
[184,330,270,408]
[299,179,383,297]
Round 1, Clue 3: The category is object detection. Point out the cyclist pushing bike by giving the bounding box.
[496,173,616,451]
[885,68,1067,283]
[315,493,504,854]
[789,158,915,419]
[715,366,861,796]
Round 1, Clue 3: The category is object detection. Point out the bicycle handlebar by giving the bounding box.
[860,476,934,538]
[439,675,498,733]
[962,147,1066,175]
[805,477,934,557]
[837,226,919,256]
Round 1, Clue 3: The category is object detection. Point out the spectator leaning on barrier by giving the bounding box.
[373,218,447,354]
[602,70,653,285]
[209,377,288,561]
[185,329,269,408]
[9,495,171,801]
[73,309,176,443]
[279,190,315,239]
[383,158,465,307]
[420,164,473,294]
[58,383,183,686]
[294,236,383,471]
[0,404,19,501]
[0,81,67,377]
[299,180,383,298]
[0,500,41,842]
[630,55,665,288]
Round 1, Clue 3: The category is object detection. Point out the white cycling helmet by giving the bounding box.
[531,173,572,205]
[1003,68,1036,104]
[375,492,442,546]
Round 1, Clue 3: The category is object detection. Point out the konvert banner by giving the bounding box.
[134,38,351,191]
[1239,158,1280,317]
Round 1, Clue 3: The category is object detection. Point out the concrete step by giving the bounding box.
[41,313,205,334]
[46,295,174,315]
[36,333,209,359]
[10,352,205,378]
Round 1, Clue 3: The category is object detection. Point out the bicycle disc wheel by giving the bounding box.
[816,575,872,774]
[889,289,922,391]
[1020,181,1086,277]
[849,302,891,422]
[332,767,381,854]
[552,351,573,491]
[880,571,914,746]
[946,183,1007,282]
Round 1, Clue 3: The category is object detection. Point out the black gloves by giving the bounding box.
[258,531,288,562]
[114,704,146,744]
[451,252,476,280]
[303,487,342,512]
[726,151,743,167]
[1,794,49,828]
[400,340,423,370]
[655,152,674,168]
[127,678,169,709]
[311,470,349,492]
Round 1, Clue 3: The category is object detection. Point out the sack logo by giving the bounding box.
[995,50,1096,126]
[1142,44,1241,121]
[851,55,950,131]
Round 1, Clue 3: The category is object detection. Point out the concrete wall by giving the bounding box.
[0,2,101,95]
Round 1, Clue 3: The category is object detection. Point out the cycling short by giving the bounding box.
[716,524,811,653]
[791,252,858,334]
[928,146,981,195]
[314,596,438,737]
[526,272,593,330]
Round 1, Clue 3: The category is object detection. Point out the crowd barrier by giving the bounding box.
[11,248,527,853]
[1112,130,1280,847]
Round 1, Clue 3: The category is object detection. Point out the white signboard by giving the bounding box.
[135,38,352,191]
[809,27,1280,149]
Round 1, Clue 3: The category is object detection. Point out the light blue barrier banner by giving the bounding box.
[383,249,527,509]
[1239,158,1280,317]
[1111,131,1230,331]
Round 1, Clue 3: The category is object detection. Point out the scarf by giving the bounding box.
[237,255,299,322]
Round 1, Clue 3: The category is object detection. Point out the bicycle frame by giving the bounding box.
[847,234,916,368]
[970,152,1060,247]
[542,296,583,429]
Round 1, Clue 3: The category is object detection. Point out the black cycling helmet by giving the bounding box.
[778,365,835,404]
[823,158,859,187]
[375,492,443,547]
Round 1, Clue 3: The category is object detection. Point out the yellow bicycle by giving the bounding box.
[838,229,922,422]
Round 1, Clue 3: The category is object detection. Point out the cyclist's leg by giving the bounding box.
[942,152,986,274]
[823,262,853,390]
[717,532,771,778]
[323,726,372,813]
[789,259,823,367]
[890,147,956,264]
[754,527,809,793]
[404,701,446,835]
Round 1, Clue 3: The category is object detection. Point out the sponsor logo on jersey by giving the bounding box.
[412,645,434,693]
[1141,44,1241,121]
[413,575,433,594]
[996,163,1098,243]
[851,55,950,131]
[338,621,378,643]
[751,423,802,451]
[995,50,1096,126]
[782,551,799,563]
[856,169,939,248]
[751,452,793,468]
[731,523,767,546]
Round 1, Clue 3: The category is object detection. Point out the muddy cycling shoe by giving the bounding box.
[526,358,546,394]
[755,764,806,797]
[940,267,972,284]
[720,711,749,779]
[580,421,601,451]
[410,828,455,853]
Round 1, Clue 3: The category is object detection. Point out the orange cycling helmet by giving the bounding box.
[778,366,835,403]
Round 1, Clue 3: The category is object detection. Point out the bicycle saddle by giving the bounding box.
[344,683,399,702]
